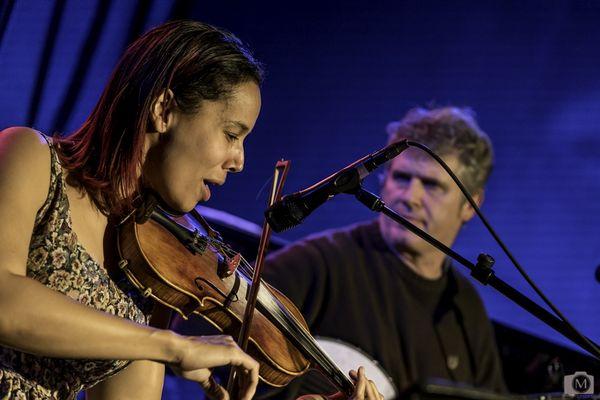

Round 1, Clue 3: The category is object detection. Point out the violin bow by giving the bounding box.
[227,159,291,396]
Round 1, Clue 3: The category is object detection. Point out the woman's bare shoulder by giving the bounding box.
[0,126,52,206]
[0,126,51,160]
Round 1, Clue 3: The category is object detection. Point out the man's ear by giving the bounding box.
[378,169,388,189]
[460,189,484,223]
[149,89,176,133]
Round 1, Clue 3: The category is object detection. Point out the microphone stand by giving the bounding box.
[351,186,600,360]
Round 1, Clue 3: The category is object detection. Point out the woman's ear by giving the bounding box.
[149,89,176,133]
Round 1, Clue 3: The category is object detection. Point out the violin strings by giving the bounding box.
[214,242,332,365]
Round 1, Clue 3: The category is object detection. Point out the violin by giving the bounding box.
[114,196,355,395]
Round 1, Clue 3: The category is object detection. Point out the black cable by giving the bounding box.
[406,140,600,357]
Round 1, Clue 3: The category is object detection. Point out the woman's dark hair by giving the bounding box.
[55,20,264,214]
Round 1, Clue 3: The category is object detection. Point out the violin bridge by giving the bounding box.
[217,252,241,279]
[227,253,241,275]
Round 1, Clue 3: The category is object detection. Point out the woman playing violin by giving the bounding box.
[0,20,381,400]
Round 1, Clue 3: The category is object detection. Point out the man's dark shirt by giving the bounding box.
[261,220,506,399]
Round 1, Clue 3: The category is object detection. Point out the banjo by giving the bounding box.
[316,336,398,399]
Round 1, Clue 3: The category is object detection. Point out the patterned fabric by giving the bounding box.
[0,136,152,400]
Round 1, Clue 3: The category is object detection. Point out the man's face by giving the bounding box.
[379,149,479,257]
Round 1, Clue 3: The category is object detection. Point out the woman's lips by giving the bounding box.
[202,181,211,201]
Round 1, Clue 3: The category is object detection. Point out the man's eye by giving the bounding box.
[392,172,411,184]
[423,180,445,194]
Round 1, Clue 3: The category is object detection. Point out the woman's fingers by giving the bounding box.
[170,365,226,399]
[199,374,229,400]
[229,350,259,400]
[349,367,384,400]
[204,339,258,400]
[170,334,259,400]
[199,334,237,346]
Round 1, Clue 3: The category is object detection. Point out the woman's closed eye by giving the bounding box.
[225,131,239,142]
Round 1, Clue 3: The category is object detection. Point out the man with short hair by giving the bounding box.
[261,107,506,399]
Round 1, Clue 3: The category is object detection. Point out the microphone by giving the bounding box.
[265,139,409,232]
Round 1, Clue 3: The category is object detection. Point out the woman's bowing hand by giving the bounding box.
[168,334,259,400]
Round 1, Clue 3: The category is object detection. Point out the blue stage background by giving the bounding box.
[1,0,598,355]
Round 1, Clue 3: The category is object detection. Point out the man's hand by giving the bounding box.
[296,366,384,400]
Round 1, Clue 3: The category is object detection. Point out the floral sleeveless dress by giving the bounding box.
[0,137,152,399]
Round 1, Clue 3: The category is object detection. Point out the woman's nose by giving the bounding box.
[226,145,244,173]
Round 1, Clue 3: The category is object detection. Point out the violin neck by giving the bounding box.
[313,351,356,395]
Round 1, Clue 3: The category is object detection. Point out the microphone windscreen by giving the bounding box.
[264,198,303,232]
